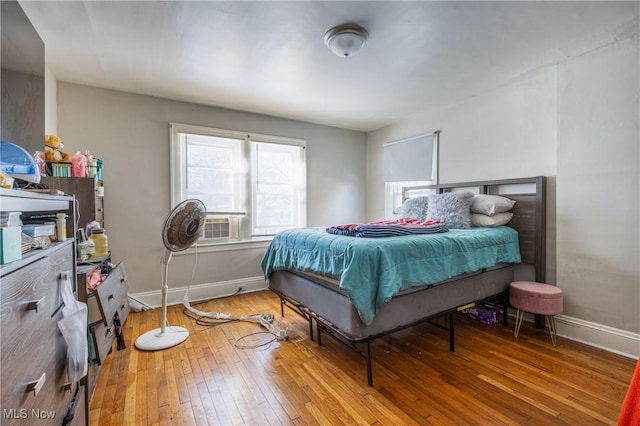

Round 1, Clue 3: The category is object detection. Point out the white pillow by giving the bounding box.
[471,195,516,216]
[471,212,513,227]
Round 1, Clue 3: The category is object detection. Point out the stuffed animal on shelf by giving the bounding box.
[44,134,70,162]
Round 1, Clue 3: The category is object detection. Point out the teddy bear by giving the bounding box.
[44,134,70,162]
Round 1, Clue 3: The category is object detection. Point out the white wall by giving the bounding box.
[556,37,639,334]
[366,37,639,356]
[56,83,367,297]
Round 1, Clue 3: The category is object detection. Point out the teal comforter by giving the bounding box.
[261,226,521,325]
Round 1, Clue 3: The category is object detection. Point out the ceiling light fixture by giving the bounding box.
[324,23,369,58]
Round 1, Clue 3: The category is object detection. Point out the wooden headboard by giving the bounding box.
[403,176,546,282]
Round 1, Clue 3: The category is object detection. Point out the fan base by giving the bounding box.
[135,326,189,351]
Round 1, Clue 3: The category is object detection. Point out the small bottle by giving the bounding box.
[56,213,67,241]
[89,228,108,257]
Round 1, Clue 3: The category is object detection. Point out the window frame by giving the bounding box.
[169,122,306,249]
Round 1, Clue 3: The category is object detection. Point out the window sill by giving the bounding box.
[173,237,273,254]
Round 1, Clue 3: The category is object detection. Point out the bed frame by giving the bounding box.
[268,176,546,385]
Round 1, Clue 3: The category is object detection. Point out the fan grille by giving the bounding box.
[162,199,206,251]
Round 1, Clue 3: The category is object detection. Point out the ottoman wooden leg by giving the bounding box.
[548,315,558,346]
[514,309,524,338]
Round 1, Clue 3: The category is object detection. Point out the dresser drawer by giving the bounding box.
[90,262,129,327]
[1,308,75,425]
[0,242,75,323]
[1,256,62,337]
[90,322,115,365]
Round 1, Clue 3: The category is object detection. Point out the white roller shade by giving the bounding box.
[383,132,438,182]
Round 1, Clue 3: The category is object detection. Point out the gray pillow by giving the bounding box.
[396,196,429,221]
[426,191,475,229]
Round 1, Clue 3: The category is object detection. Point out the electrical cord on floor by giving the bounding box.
[234,332,277,350]
[182,295,290,341]
[180,242,290,342]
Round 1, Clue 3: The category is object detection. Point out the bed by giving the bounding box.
[262,176,546,385]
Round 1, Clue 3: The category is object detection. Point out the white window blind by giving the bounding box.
[383,132,438,183]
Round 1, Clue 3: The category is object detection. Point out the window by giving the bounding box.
[386,180,436,217]
[170,123,306,245]
[383,132,439,217]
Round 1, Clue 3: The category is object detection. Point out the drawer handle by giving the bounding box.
[120,278,125,283]
[26,296,46,313]
[106,327,113,336]
[26,373,46,397]
[108,294,114,301]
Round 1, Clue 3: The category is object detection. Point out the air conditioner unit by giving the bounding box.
[202,217,230,240]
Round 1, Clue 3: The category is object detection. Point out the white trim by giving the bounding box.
[176,238,272,253]
[514,311,639,359]
[555,314,640,359]
[433,130,440,184]
[129,276,268,308]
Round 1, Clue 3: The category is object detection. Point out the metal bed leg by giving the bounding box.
[280,299,285,317]
[309,317,315,342]
[366,340,373,386]
[449,311,455,352]
[316,321,322,346]
[502,292,509,327]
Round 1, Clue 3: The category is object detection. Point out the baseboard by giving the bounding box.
[555,314,640,359]
[129,276,268,309]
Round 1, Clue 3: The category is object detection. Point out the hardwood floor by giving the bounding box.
[90,290,636,425]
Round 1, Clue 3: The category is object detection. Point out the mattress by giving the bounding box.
[261,226,521,325]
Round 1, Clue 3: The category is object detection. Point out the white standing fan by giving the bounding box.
[135,199,206,351]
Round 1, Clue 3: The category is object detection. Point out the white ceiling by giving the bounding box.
[20,1,639,132]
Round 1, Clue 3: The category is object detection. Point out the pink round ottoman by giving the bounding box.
[510,281,563,346]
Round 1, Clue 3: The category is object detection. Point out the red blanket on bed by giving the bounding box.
[618,359,640,425]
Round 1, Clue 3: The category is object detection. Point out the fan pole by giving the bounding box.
[134,249,190,351]
[160,249,172,334]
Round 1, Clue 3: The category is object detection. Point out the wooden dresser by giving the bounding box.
[0,189,86,425]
